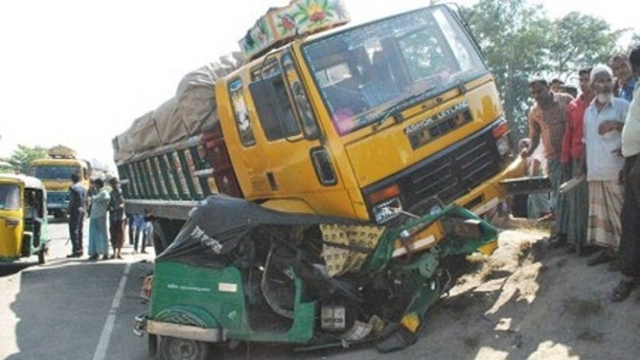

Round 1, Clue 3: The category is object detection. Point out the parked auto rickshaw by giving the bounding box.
[134,195,499,360]
[0,174,49,264]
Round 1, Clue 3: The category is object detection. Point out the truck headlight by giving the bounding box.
[372,197,402,224]
[496,137,511,156]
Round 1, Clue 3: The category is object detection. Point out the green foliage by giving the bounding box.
[0,145,48,175]
[0,162,13,174]
[462,0,550,141]
[547,12,623,76]
[462,0,625,142]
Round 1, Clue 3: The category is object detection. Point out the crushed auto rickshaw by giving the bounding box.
[0,174,49,264]
[134,194,498,359]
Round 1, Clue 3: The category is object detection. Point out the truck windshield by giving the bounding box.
[0,184,20,210]
[34,165,80,180]
[302,6,486,135]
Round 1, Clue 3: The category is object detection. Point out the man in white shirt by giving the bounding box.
[582,65,629,267]
[613,46,640,301]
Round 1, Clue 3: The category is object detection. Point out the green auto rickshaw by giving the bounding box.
[134,195,499,359]
[0,174,49,264]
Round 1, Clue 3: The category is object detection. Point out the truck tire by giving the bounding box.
[159,336,211,360]
[152,221,168,256]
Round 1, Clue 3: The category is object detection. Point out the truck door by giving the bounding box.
[234,51,352,216]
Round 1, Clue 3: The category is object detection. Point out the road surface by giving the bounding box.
[2,218,638,360]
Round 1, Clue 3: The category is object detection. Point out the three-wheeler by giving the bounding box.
[134,195,498,359]
[0,174,49,264]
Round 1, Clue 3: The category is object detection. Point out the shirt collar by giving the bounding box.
[588,96,615,111]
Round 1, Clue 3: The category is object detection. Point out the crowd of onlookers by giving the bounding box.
[66,174,152,261]
[517,46,640,302]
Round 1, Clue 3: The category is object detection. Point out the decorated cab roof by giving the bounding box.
[239,0,350,61]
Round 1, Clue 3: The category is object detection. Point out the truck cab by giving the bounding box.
[219,4,523,224]
[32,147,90,218]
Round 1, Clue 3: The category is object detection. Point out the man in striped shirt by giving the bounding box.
[521,78,573,247]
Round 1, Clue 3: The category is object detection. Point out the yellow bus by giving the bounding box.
[32,147,90,218]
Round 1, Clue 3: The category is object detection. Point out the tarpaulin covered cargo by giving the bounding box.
[156,194,374,269]
[112,53,245,164]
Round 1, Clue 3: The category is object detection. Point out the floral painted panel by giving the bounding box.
[239,0,350,59]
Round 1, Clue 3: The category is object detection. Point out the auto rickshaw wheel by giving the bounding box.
[159,336,211,360]
[148,334,158,358]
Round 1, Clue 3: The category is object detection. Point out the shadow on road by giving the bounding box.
[0,263,33,277]
[5,261,131,360]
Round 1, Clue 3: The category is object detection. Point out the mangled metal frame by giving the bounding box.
[138,194,498,354]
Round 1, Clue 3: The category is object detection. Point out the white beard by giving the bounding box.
[597,93,613,103]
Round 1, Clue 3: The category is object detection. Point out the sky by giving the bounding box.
[0,0,637,170]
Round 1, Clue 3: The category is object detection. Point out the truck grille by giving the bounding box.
[401,130,501,208]
[363,126,503,214]
[48,192,69,203]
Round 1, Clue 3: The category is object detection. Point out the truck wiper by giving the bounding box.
[370,86,437,131]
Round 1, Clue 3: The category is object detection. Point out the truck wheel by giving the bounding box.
[152,221,168,256]
[160,336,211,360]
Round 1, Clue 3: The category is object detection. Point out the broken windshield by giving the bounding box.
[302,6,486,135]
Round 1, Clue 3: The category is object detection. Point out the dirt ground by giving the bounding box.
[391,217,640,360]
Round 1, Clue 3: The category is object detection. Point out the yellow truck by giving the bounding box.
[31,146,91,218]
[112,1,525,251]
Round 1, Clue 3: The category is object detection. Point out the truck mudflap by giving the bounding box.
[144,194,498,353]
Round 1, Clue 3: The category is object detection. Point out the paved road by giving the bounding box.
[0,219,431,360]
[2,218,567,360]
[0,219,373,360]
[0,218,155,360]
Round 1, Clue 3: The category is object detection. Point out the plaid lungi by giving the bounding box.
[586,180,624,250]
[566,160,589,246]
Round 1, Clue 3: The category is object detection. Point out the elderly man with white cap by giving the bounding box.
[581,64,630,268]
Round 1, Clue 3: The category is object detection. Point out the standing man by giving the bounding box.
[521,78,573,247]
[108,177,126,259]
[550,78,565,93]
[561,67,594,254]
[612,46,640,301]
[87,179,111,260]
[67,173,86,258]
[610,53,637,102]
[582,65,629,268]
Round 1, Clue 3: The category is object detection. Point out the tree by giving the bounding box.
[462,0,625,142]
[0,145,48,175]
[462,0,550,141]
[547,12,623,78]
[0,160,12,174]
